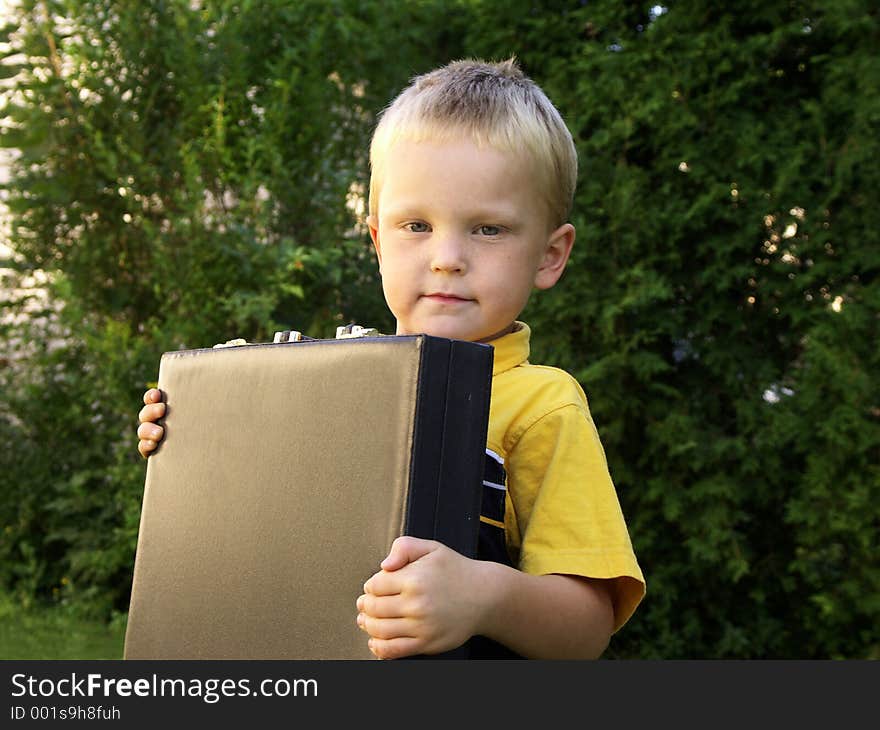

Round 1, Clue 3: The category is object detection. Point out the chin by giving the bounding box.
[409,323,480,342]
[429,330,477,342]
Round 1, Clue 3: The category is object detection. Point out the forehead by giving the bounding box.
[378,138,541,216]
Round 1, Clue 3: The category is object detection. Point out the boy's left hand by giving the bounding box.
[357,536,485,659]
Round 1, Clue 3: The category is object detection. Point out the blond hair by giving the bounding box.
[368,57,578,228]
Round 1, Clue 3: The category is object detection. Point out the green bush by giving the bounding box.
[0,0,466,616]
[464,0,880,658]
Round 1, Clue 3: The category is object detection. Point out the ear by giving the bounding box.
[367,215,382,269]
[534,223,575,290]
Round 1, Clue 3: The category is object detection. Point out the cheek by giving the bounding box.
[496,255,537,289]
[378,251,407,282]
[377,256,413,307]
[492,260,538,310]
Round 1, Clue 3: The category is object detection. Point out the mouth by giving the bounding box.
[421,293,473,305]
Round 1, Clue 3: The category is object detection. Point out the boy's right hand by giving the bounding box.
[137,388,166,458]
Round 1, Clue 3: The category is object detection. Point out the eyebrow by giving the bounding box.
[381,201,522,223]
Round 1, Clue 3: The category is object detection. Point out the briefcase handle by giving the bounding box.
[213,323,383,349]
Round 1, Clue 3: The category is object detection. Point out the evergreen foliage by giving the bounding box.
[1,0,877,657]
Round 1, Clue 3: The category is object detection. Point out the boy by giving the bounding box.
[137,58,645,660]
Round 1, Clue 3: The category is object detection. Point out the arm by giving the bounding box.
[136,388,166,458]
[357,392,637,660]
[357,536,614,660]
[474,560,614,659]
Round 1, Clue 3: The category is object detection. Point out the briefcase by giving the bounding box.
[124,327,493,659]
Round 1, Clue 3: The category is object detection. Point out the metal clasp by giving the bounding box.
[335,324,379,339]
[212,338,249,349]
[272,330,304,343]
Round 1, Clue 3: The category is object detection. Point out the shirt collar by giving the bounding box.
[488,321,530,376]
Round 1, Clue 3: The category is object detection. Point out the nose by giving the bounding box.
[430,233,467,274]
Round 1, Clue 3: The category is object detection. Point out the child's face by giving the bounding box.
[369,138,574,343]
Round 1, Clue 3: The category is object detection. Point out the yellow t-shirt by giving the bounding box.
[485,322,646,632]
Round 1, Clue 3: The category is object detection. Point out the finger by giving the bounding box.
[363,570,403,597]
[368,637,423,660]
[138,402,166,424]
[380,536,439,572]
[357,615,414,641]
[357,593,407,619]
[143,388,163,405]
[137,422,164,441]
[138,439,157,458]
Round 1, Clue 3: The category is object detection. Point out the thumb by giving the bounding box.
[380,536,439,571]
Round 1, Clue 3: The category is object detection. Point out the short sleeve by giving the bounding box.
[506,402,646,632]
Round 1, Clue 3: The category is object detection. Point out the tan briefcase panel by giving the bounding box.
[124,333,492,659]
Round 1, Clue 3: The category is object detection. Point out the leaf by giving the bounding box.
[0,63,23,79]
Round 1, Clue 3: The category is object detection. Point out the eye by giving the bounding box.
[477,225,502,236]
[404,221,430,233]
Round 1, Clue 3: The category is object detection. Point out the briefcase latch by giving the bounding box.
[335,324,380,339]
[213,338,249,349]
[272,330,304,343]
